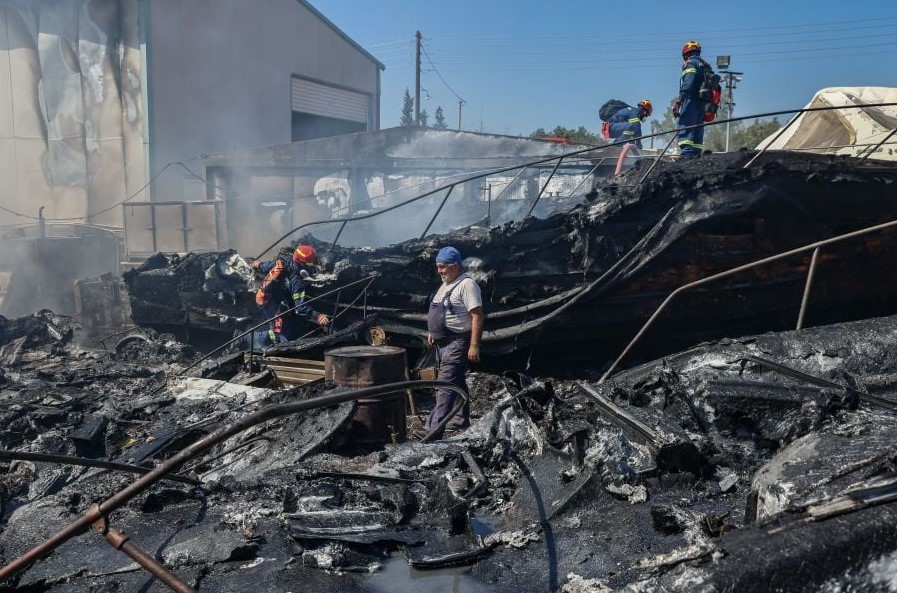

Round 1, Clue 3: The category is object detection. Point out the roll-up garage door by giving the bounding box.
[291,76,369,124]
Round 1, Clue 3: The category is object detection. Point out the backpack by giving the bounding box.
[698,61,722,122]
[599,99,631,122]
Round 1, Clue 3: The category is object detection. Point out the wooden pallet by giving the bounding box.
[262,356,326,386]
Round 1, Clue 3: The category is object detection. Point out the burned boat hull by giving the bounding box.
[125,152,897,372]
[321,152,897,370]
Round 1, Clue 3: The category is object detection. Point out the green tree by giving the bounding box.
[400,88,414,126]
[732,118,782,150]
[704,117,782,152]
[433,106,448,129]
[420,109,429,127]
[529,125,602,145]
[647,99,679,148]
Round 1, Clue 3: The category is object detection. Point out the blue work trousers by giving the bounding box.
[425,333,471,438]
[676,98,705,157]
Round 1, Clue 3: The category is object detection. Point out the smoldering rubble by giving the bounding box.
[3,305,897,592]
[124,151,897,372]
[4,151,897,592]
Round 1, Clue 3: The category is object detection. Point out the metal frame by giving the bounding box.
[599,218,897,383]
[123,200,225,257]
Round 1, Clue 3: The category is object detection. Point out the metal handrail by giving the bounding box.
[863,127,897,161]
[795,247,820,330]
[0,379,468,589]
[742,115,801,169]
[649,103,897,172]
[598,217,897,383]
[254,154,598,260]
[563,157,618,199]
[526,155,565,217]
[419,185,455,239]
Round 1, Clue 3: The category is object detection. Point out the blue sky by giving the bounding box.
[309,0,897,137]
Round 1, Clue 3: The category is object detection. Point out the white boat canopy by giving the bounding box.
[756,87,897,160]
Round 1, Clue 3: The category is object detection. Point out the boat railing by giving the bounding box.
[598,217,897,383]
[255,102,897,262]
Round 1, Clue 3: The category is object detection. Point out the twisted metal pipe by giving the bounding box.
[0,380,467,585]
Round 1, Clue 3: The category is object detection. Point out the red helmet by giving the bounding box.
[638,99,653,117]
[682,40,701,59]
[292,244,317,265]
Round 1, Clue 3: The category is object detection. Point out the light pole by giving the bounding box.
[649,120,660,149]
[716,55,743,152]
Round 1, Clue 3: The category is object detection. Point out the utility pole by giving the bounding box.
[457,99,465,131]
[721,71,743,152]
[649,120,660,149]
[414,31,421,126]
[716,55,742,152]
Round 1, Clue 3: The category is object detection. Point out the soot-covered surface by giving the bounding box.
[124,152,897,372]
[3,307,897,592]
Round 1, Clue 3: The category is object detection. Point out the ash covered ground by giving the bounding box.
[3,308,897,592]
[5,152,897,592]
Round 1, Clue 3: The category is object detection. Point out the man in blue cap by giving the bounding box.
[425,246,484,437]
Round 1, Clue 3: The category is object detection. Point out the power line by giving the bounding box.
[364,38,413,48]
[425,30,897,56]
[429,47,897,73]
[429,14,897,42]
[420,40,464,103]
[425,40,897,70]
[369,45,413,57]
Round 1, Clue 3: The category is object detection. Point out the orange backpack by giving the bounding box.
[255,259,285,306]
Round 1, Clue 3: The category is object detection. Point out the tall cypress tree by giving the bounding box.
[433,106,448,130]
[400,89,414,126]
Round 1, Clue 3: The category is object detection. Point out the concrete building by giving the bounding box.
[0,0,382,317]
[0,0,383,230]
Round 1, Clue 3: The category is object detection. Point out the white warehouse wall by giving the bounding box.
[0,0,146,228]
[145,0,382,200]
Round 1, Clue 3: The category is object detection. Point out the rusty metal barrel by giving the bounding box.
[324,345,408,445]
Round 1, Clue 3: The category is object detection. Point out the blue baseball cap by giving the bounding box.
[435,246,462,265]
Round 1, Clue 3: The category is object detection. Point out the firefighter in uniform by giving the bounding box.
[608,99,653,149]
[249,244,330,348]
[674,40,707,157]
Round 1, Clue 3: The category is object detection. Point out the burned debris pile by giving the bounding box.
[124,251,257,338]
[3,304,897,591]
[6,151,897,592]
[320,151,897,370]
[123,152,897,372]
